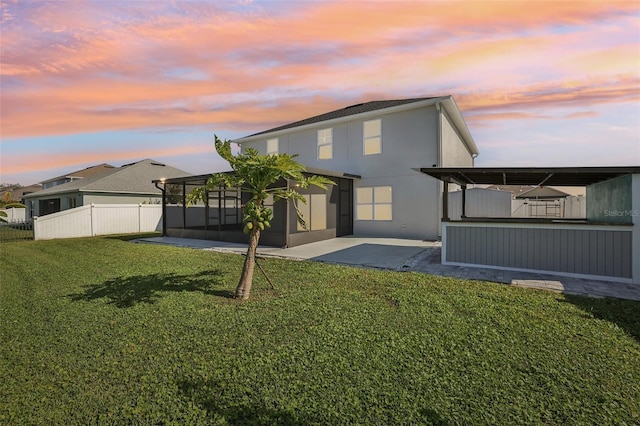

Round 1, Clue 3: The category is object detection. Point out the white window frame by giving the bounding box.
[267,138,278,155]
[317,128,333,160]
[363,119,382,155]
[356,186,392,221]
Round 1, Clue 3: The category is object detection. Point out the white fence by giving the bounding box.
[33,204,162,240]
[0,207,26,222]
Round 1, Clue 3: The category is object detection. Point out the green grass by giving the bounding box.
[1,236,639,425]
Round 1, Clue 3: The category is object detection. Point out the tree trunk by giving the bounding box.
[235,226,261,300]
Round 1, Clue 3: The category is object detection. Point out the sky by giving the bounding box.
[1,0,639,185]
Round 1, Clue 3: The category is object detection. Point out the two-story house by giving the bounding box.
[160,96,478,246]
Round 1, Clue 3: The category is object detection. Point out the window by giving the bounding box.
[317,128,332,160]
[267,138,278,155]
[356,186,392,220]
[68,196,77,209]
[363,119,382,155]
[296,193,327,231]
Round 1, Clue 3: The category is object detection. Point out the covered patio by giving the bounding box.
[421,166,640,285]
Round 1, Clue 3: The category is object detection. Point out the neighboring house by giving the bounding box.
[0,184,43,204]
[40,163,116,189]
[160,96,478,246]
[488,185,586,218]
[24,159,191,217]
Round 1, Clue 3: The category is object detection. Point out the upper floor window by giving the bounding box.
[363,119,382,155]
[317,128,333,160]
[267,138,278,155]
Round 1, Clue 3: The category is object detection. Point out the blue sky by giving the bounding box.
[1,0,638,184]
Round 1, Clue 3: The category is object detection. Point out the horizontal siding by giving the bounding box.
[446,225,632,278]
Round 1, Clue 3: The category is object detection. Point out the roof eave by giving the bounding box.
[439,96,479,156]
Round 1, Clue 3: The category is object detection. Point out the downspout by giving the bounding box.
[285,179,291,248]
[154,180,166,236]
[435,102,444,238]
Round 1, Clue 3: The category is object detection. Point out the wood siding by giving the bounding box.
[445,225,632,278]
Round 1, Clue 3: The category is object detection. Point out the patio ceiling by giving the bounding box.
[419,166,639,187]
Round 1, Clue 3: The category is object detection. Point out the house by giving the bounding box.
[24,159,191,217]
[0,184,43,204]
[159,96,478,246]
[40,163,116,189]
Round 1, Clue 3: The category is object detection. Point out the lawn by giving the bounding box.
[1,236,639,425]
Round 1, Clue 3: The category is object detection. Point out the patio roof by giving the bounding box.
[419,166,639,187]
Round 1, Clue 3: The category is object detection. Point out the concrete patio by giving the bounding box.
[136,236,640,302]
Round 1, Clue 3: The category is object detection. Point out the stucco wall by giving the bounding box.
[244,106,440,177]
[441,111,474,167]
[242,106,447,240]
[586,175,632,223]
[352,174,442,240]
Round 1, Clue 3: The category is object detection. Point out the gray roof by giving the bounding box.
[234,95,479,156]
[243,97,438,138]
[25,159,192,198]
[516,186,571,199]
[39,163,116,184]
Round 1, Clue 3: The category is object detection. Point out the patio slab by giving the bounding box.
[136,236,640,301]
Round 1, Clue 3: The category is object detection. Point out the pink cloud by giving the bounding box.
[1,0,638,140]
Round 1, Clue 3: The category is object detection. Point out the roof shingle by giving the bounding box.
[242,97,438,139]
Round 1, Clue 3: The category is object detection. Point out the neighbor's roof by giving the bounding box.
[39,163,116,184]
[486,184,535,196]
[420,166,639,186]
[0,184,43,200]
[516,186,571,199]
[25,159,192,198]
[234,96,479,155]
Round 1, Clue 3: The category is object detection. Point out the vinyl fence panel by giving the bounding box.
[34,204,161,240]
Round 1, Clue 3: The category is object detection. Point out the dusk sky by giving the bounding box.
[1,0,639,185]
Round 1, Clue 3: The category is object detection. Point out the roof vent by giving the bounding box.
[151,162,166,166]
[344,102,365,109]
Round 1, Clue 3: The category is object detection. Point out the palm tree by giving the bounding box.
[189,135,334,300]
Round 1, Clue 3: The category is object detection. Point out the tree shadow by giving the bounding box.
[418,408,450,425]
[69,269,233,308]
[560,295,640,344]
[178,379,317,425]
